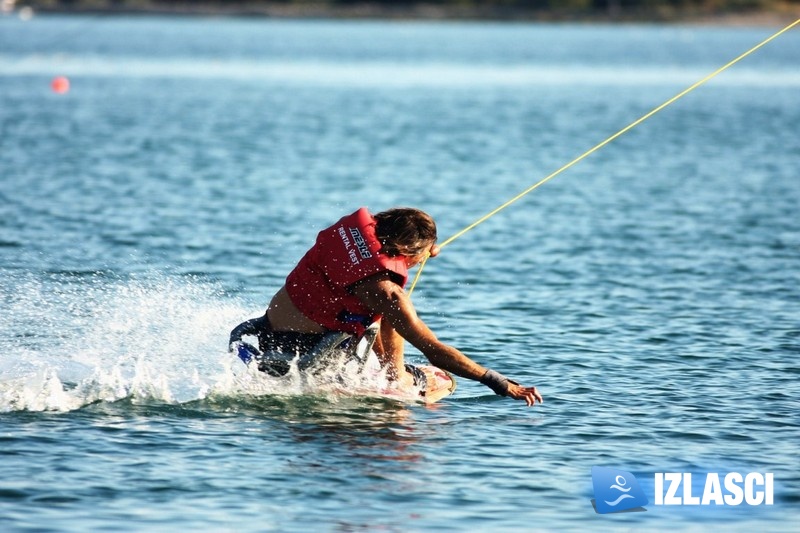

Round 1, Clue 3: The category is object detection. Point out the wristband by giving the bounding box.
[480,369,513,396]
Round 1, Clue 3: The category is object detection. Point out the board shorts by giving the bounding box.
[229,316,429,390]
[229,315,325,356]
[231,314,385,376]
[229,314,330,375]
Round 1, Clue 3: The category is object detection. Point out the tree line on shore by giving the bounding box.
[20,0,800,20]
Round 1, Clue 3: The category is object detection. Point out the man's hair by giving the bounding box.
[374,208,437,257]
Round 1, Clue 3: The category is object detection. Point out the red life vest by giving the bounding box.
[285,208,409,336]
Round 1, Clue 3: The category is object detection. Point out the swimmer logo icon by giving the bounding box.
[592,466,649,514]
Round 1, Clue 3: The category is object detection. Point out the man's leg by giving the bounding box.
[374,319,415,388]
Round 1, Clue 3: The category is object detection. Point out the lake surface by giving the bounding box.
[1,13,799,532]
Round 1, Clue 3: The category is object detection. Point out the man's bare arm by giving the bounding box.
[351,273,543,406]
[352,274,487,380]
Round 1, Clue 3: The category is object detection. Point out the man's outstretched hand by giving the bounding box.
[507,382,543,407]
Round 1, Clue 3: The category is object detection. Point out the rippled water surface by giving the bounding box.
[1,14,799,532]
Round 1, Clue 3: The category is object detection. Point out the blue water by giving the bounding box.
[1,13,799,532]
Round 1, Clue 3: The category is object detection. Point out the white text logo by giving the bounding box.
[654,473,773,506]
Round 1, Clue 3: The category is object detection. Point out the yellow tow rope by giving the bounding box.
[408,18,800,296]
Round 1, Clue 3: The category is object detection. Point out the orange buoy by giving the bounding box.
[51,76,70,94]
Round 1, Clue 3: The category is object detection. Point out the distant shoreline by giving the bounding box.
[13,2,800,26]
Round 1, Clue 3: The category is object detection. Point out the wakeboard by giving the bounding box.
[409,364,457,404]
